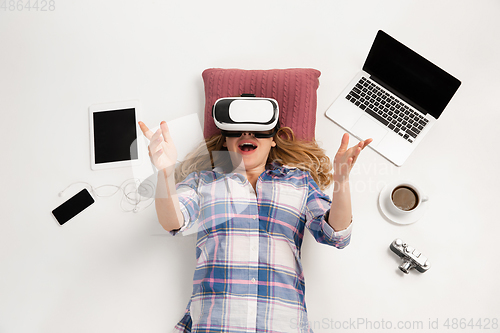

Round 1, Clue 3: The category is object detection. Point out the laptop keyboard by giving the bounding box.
[345,77,429,143]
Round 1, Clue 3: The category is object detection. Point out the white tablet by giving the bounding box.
[89,100,145,170]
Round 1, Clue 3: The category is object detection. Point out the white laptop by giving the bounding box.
[325,30,461,166]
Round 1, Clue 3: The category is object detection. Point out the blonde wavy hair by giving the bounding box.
[175,127,333,191]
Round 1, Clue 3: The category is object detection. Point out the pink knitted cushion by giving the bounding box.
[202,68,321,141]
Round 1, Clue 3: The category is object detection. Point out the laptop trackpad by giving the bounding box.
[350,115,388,148]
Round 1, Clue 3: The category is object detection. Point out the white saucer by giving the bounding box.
[378,182,428,225]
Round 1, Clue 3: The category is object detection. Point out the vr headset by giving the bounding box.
[212,95,279,138]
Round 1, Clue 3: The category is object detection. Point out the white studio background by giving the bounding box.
[1,0,499,332]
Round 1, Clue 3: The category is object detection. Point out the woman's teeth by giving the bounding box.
[239,143,257,151]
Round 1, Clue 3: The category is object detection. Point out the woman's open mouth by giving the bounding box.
[238,142,257,154]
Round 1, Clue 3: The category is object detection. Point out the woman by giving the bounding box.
[139,120,371,333]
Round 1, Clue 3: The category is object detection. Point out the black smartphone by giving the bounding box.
[52,189,95,225]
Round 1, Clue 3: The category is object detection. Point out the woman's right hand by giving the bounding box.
[138,121,178,177]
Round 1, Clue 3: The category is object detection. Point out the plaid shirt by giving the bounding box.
[171,164,352,333]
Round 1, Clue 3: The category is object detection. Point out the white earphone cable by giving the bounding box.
[58,178,156,213]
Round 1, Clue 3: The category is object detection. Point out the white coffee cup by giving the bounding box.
[387,182,428,215]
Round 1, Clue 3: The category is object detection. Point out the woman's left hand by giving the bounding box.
[333,133,373,182]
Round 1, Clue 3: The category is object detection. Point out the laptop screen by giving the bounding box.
[363,30,461,119]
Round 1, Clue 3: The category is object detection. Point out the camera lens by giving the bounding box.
[399,260,413,274]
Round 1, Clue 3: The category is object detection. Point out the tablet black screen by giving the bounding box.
[93,108,138,164]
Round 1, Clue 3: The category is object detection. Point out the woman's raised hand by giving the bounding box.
[138,121,178,177]
[333,133,373,183]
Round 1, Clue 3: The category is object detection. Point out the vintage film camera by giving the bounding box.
[390,239,431,274]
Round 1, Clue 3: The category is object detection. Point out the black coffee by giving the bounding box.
[391,186,419,211]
